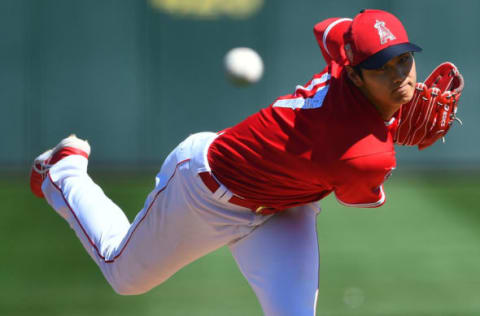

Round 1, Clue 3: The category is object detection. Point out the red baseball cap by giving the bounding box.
[343,9,421,69]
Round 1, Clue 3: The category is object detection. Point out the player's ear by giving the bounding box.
[345,66,364,87]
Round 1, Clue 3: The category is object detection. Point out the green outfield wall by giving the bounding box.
[2,0,479,169]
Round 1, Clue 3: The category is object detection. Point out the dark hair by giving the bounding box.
[352,64,363,79]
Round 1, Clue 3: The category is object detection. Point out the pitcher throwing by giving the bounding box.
[30,9,463,315]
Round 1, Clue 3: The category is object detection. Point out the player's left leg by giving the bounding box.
[32,133,271,296]
[228,203,320,316]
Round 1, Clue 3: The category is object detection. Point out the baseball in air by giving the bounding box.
[224,47,264,86]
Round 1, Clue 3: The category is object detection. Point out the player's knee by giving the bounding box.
[107,276,154,296]
[103,264,171,296]
[102,266,159,295]
[110,282,150,296]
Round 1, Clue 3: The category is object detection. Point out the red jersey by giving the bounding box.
[207,63,397,211]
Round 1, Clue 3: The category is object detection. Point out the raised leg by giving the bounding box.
[40,134,264,295]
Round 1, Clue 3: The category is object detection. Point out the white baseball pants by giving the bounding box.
[42,132,320,316]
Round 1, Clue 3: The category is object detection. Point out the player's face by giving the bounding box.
[354,53,417,120]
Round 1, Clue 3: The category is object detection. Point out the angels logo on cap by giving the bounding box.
[343,9,422,69]
[374,20,396,45]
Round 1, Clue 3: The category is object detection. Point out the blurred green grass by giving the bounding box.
[1,171,480,316]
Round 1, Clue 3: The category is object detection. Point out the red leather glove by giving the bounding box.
[394,62,464,150]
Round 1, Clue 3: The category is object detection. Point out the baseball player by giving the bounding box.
[30,9,463,315]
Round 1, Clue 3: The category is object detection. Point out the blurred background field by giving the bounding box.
[2,172,480,315]
[1,0,480,315]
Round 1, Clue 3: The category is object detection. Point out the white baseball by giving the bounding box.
[224,47,264,86]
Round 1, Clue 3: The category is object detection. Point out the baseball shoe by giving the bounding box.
[30,134,91,198]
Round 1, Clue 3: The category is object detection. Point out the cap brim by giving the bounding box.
[359,42,422,70]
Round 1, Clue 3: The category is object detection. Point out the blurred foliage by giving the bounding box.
[149,0,264,19]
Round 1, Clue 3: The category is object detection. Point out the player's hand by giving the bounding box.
[394,62,464,150]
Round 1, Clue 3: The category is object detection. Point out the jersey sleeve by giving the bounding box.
[332,154,394,208]
[334,180,386,208]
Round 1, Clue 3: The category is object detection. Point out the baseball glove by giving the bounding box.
[394,62,464,150]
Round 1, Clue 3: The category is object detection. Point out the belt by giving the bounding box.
[198,172,274,215]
